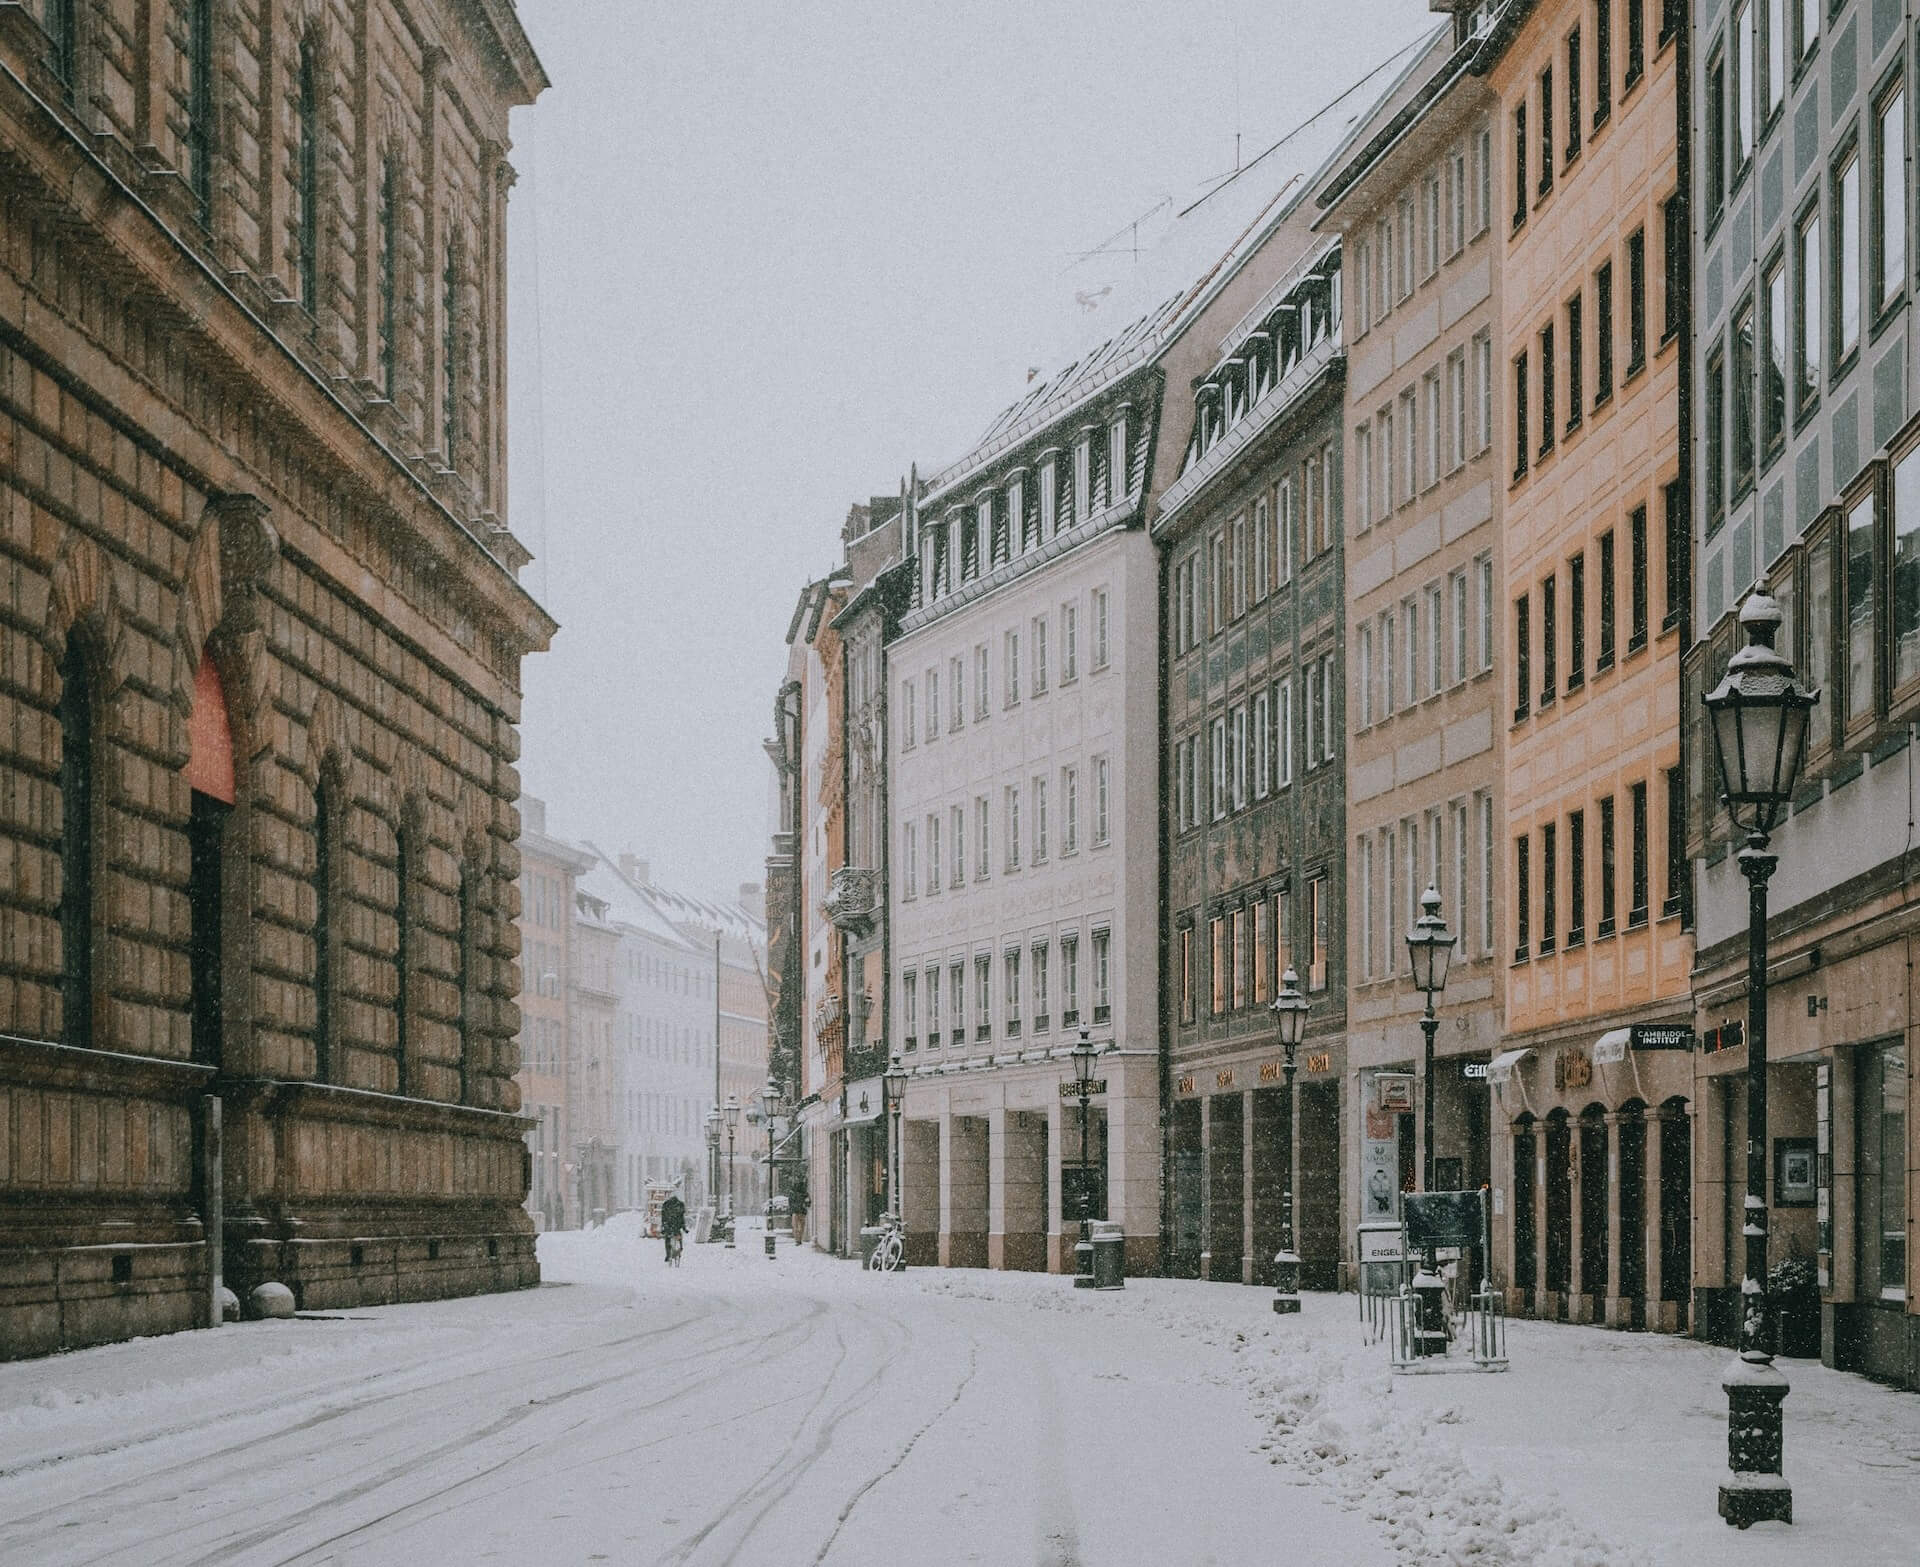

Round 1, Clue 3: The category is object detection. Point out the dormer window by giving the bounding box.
[1073,430,1093,523]
[1039,450,1060,536]
[1108,409,1131,503]
[1008,472,1027,553]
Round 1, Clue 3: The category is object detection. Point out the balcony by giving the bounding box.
[824,867,880,936]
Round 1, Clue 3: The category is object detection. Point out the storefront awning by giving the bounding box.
[844,1076,884,1123]
[1486,1048,1531,1085]
[1593,1029,1632,1066]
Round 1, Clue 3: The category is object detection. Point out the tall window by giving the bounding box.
[1515,833,1531,959]
[1595,260,1614,403]
[442,242,463,464]
[1705,52,1726,225]
[1762,254,1787,459]
[379,157,401,401]
[47,0,75,92]
[1513,350,1530,478]
[296,37,322,315]
[1569,551,1586,689]
[1565,293,1583,432]
[1594,1,1612,125]
[1835,146,1861,367]
[1568,809,1587,946]
[187,0,215,223]
[1565,27,1581,163]
[1598,528,1617,667]
[1630,504,1650,648]
[1762,0,1783,121]
[1513,100,1529,227]
[1732,3,1753,173]
[1541,821,1557,954]
[1093,756,1110,846]
[1873,82,1906,317]
[1731,297,1756,497]
[1663,197,1685,340]
[313,772,339,1082]
[1538,322,1555,454]
[1795,205,1821,416]
[1514,592,1531,721]
[1092,929,1111,1021]
[58,636,93,1048]
[1537,66,1554,195]
[1540,573,1557,705]
[1626,0,1646,87]
[1307,876,1328,992]
[1704,345,1726,529]
[1628,779,1650,925]
[1626,228,1647,372]
[1599,794,1618,934]
[1665,765,1687,919]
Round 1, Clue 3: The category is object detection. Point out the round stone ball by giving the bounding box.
[249,1282,296,1320]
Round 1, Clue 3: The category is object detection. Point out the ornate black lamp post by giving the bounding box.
[1405,883,1456,1357]
[1070,1027,1099,1288]
[722,1095,741,1249]
[1703,592,1817,1529]
[753,1078,783,1258]
[704,1107,721,1241]
[1268,967,1309,1314]
[884,1051,908,1222]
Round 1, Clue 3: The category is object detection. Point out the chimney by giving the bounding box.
[738,881,763,922]
[521,794,546,835]
[619,853,650,886]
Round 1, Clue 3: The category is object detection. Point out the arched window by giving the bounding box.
[378,156,401,399]
[186,0,214,223]
[186,648,236,1068]
[312,768,340,1082]
[296,35,321,314]
[441,240,461,464]
[58,635,93,1047]
[394,816,416,1096]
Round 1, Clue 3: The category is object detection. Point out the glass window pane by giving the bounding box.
[1806,536,1833,747]
[1848,492,1877,721]
[1897,448,1920,686]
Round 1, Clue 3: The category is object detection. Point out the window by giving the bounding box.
[1795,204,1821,417]
[1320,652,1336,762]
[1278,476,1296,581]
[1626,227,1647,372]
[1874,80,1906,318]
[1447,351,1467,471]
[1062,766,1079,854]
[1480,793,1496,951]
[1307,875,1328,992]
[1595,260,1614,403]
[1705,51,1726,226]
[1033,774,1049,862]
[1032,940,1050,1027]
[1569,552,1586,689]
[1630,504,1650,649]
[1599,793,1618,935]
[58,635,94,1049]
[187,0,216,220]
[1453,800,1470,954]
[1451,570,1469,685]
[1864,1041,1908,1301]
[1179,927,1195,1023]
[1731,296,1756,497]
[1847,485,1879,726]
[1515,832,1532,959]
[1450,141,1468,256]
[1253,496,1272,597]
[1568,809,1586,946]
[377,159,400,399]
[1565,27,1582,163]
[1664,765,1687,919]
[1224,907,1243,1012]
[1513,99,1529,227]
[1208,914,1226,1015]
[1598,529,1617,668]
[1540,573,1558,706]
[927,814,941,893]
[1382,609,1397,719]
[1704,345,1726,530]
[1762,0,1783,121]
[1358,623,1375,728]
[1629,779,1649,925]
[1514,592,1532,721]
[950,962,965,1041]
[1475,333,1493,453]
[1062,604,1079,686]
[1538,66,1554,195]
[1422,371,1441,489]
[903,821,918,897]
[1004,948,1021,1034]
[977,795,991,880]
[1794,0,1816,66]
[1006,785,1021,870]
[975,955,992,1039]
[1427,584,1445,694]
[1253,897,1272,1004]
[441,242,462,465]
[1732,3,1753,174]
[1763,253,1787,460]
[950,655,965,730]
[1032,616,1049,695]
[1541,820,1557,954]
[925,667,939,742]
[1210,717,1228,820]
[1626,0,1646,88]
[1092,588,1111,670]
[1396,394,1415,508]
[1092,929,1110,1022]
[1539,322,1556,455]
[296,36,322,315]
[1092,756,1110,846]
[1663,197,1684,341]
[1355,426,1373,525]
[975,644,989,718]
[924,962,942,1041]
[1565,292,1583,432]
[1005,629,1020,707]
[1277,677,1294,786]
[951,804,965,886]
[903,970,918,1048]
[1835,145,1861,367]
[1061,933,1079,1024]
[1513,350,1530,478]
[1594,1,1613,126]
[1208,531,1225,630]
[1398,195,1416,298]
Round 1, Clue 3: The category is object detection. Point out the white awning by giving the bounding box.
[843,1076,884,1123]
[1594,1029,1632,1066]
[1486,1048,1531,1085]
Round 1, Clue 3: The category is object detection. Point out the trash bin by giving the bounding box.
[1091,1221,1125,1291]
[858,1225,885,1268]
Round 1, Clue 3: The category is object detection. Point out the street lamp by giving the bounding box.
[1406,883,1456,1358]
[1268,967,1309,1314]
[704,1106,721,1241]
[1702,591,1817,1529]
[883,1051,908,1226]
[754,1078,783,1259]
[723,1095,741,1250]
[1070,1027,1101,1288]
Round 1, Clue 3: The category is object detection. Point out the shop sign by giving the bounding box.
[1555,1049,1592,1092]
[844,1077,884,1123]
[1631,1024,1694,1051]
[1462,1062,1489,1079]
[1059,1078,1108,1099]
[1702,1021,1745,1055]
[1357,1223,1405,1264]
[1215,1068,1235,1090]
[1306,1051,1332,1074]
[1375,1074,1415,1112]
[1259,1061,1282,1083]
[1175,1074,1195,1094]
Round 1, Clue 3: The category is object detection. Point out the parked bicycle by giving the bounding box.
[867,1212,905,1272]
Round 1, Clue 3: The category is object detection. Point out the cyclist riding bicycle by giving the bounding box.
[660,1192,687,1265]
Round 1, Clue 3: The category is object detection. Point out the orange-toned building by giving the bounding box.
[1477,0,1695,1331]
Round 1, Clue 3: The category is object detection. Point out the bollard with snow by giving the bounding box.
[218,1286,240,1323]
[249,1282,295,1320]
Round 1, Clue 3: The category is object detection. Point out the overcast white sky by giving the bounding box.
[505,0,1443,904]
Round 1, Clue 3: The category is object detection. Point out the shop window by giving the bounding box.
[1857,1041,1907,1301]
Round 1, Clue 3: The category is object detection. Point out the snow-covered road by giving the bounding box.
[1,1221,1917,1565]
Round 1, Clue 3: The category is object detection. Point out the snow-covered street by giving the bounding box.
[0,1222,1916,1566]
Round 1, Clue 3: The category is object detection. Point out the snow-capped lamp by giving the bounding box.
[1267,968,1309,1316]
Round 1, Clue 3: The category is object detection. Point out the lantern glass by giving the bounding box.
[724,1095,741,1132]
[1405,887,1455,997]
[1271,966,1308,1048]
[884,1052,907,1100]
[1071,1029,1097,1090]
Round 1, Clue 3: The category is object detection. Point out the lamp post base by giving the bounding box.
[1271,1248,1301,1314]
[1720,1358,1792,1526]
[764,1228,776,1259]
[1073,1231,1094,1287]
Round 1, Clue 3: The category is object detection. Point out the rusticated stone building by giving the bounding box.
[0,0,550,1357]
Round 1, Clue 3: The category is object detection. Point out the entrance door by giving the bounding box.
[1250,1087,1288,1287]
[1297,1081,1340,1291]
[1170,1099,1203,1278]
[1579,1106,1609,1311]
[1855,1041,1908,1378]
[1618,1104,1647,1325]
[1658,1102,1690,1316]
[1207,1094,1244,1283]
[1545,1110,1572,1304]
[1512,1121,1537,1294]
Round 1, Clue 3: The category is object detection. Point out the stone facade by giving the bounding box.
[0,0,549,1357]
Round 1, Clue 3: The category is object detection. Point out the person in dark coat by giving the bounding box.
[660,1192,687,1263]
